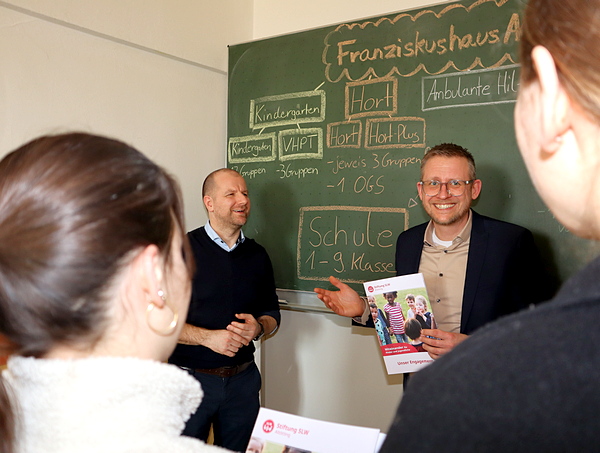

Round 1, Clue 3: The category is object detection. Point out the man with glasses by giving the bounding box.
[315,143,552,360]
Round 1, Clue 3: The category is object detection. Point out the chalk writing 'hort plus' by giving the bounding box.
[365,117,426,149]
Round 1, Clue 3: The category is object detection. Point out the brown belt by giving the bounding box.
[191,361,252,378]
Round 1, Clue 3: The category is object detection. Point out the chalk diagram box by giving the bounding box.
[297,206,409,283]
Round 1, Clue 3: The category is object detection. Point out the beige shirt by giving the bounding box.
[358,211,474,330]
[419,211,473,333]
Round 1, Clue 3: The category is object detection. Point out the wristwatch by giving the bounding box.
[253,321,265,341]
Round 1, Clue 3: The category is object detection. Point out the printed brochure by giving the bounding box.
[363,273,434,374]
[246,407,385,453]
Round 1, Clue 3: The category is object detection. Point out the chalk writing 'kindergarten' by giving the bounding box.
[250,91,326,129]
[230,141,273,158]
[255,104,320,123]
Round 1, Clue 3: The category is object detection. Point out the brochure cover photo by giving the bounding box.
[363,273,434,374]
[246,407,384,453]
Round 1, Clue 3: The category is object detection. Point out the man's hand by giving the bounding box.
[178,323,249,357]
[203,329,248,357]
[227,313,260,345]
[314,276,365,317]
[420,329,468,360]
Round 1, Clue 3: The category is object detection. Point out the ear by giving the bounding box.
[531,45,571,153]
[203,194,214,213]
[470,179,482,200]
[416,182,424,201]
[136,244,165,308]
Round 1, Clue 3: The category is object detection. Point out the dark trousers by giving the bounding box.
[183,362,261,452]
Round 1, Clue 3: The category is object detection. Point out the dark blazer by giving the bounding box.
[395,210,553,335]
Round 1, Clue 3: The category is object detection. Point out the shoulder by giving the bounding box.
[390,288,600,449]
[187,226,208,242]
[427,256,600,378]
[471,211,532,239]
[186,227,214,256]
[472,211,529,233]
[397,221,428,241]
[240,237,270,255]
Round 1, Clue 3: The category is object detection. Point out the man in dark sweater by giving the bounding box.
[169,168,280,452]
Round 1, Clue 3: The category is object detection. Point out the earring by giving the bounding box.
[146,289,179,336]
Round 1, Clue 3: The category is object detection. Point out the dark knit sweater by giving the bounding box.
[380,255,600,452]
[169,227,280,369]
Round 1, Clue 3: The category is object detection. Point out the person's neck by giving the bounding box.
[44,335,168,362]
[210,221,242,248]
[432,213,469,242]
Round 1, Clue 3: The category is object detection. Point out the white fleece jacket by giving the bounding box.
[3,356,230,453]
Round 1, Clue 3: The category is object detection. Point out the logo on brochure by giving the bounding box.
[262,419,274,433]
[368,282,392,293]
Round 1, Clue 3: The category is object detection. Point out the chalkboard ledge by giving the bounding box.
[277,289,333,314]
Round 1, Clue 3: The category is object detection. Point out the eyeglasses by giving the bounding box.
[418,179,474,197]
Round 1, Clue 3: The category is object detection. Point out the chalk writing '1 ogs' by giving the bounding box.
[329,175,385,194]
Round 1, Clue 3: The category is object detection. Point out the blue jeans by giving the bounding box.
[183,362,261,452]
[395,333,409,344]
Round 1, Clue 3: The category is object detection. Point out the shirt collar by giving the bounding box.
[424,209,473,249]
[204,220,245,252]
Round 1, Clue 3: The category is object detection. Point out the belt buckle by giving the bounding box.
[220,366,236,377]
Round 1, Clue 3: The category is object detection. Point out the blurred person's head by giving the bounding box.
[0,132,193,362]
[517,0,600,238]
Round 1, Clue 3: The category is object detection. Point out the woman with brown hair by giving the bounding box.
[0,133,229,453]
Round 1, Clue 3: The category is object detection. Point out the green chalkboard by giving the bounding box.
[227,0,600,293]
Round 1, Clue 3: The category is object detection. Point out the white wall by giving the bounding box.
[261,307,404,431]
[252,0,450,39]
[252,0,452,432]
[0,0,253,229]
